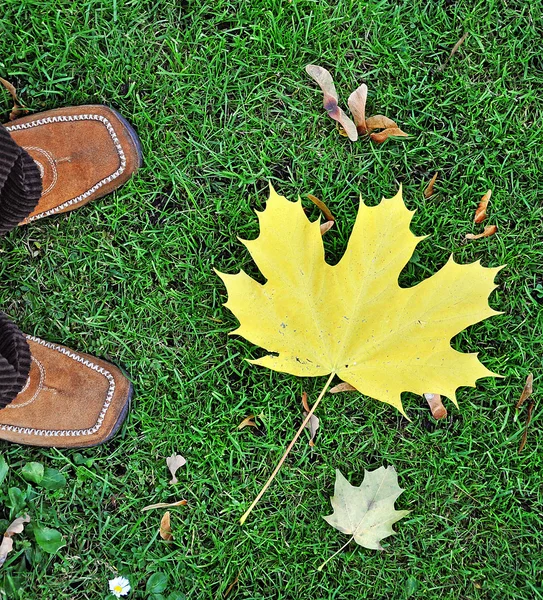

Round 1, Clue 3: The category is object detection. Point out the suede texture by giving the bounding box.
[0,337,132,447]
[4,105,140,223]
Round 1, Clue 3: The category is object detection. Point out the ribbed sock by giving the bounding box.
[0,312,31,408]
[0,125,42,235]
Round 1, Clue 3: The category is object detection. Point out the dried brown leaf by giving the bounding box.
[0,77,26,120]
[320,221,334,235]
[474,189,492,224]
[166,454,186,484]
[224,570,241,598]
[465,225,497,240]
[159,511,173,541]
[365,115,398,133]
[0,514,30,567]
[518,400,535,454]
[307,194,335,222]
[141,499,188,512]
[424,393,447,420]
[329,382,357,393]
[301,392,320,446]
[238,415,256,430]
[370,127,409,144]
[516,373,533,410]
[347,84,368,134]
[424,172,439,199]
[438,32,469,71]
[305,65,358,141]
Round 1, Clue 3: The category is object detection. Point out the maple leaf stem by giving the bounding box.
[317,535,355,571]
[240,371,336,525]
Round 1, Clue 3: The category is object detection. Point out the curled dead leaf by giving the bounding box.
[329,382,357,394]
[307,194,335,222]
[159,511,173,541]
[347,84,368,134]
[141,499,188,512]
[424,393,447,420]
[518,400,535,454]
[238,415,256,430]
[305,65,358,142]
[424,172,439,199]
[166,454,186,485]
[465,225,497,240]
[474,190,492,224]
[0,77,27,120]
[302,392,320,446]
[320,221,334,235]
[365,115,398,133]
[370,127,409,144]
[0,514,30,567]
[516,373,533,410]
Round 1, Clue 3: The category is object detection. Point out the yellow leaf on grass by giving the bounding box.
[217,185,502,414]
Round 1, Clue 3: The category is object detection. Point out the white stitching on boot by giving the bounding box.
[7,356,45,408]
[0,336,116,438]
[6,114,127,222]
[22,146,58,196]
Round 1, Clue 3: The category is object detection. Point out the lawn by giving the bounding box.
[0,0,542,598]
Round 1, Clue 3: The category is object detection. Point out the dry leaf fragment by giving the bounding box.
[0,77,27,120]
[302,392,320,446]
[347,84,368,134]
[438,32,469,71]
[474,190,491,223]
[307,194,335,222]
[0,514,30,567]
[518,400,535,454]
[223,570,241,598]
[370,127,409,144]
[305,65,358,142]
[166,454,186,485]
[424,393,447,419]
[516,373,533,409]
[141,499,188,512]
[365,115,398,134]
[159,511,173,541]
[320,221,334,235]
[329,382,357,394]
[424,172,439,199]
[238,415,256,430]
[319,467,409,570]
[465,225,497,240]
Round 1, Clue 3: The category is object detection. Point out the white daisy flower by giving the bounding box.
[109,576,131,598]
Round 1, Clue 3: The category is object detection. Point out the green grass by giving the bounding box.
[0,0,542,598]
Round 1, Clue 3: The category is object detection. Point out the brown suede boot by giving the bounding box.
[0,335,133,448]
[3,105,142,225]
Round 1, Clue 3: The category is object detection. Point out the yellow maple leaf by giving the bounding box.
[217,185,502,415]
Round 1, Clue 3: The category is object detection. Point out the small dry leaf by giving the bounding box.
[518,400,535,454]
[0,514,30,567]
[320,221,334,235]
[516,373,534,409]
[166,454,186,485]
[159,511,173,541]
[141,499,188,512]
[0,77,27,120]
[424,393,447,420]
[424,172,439,199]
[307,194,335,222]
[465,225,497,240]
[329,382,357,394]
[370,127,409,144]
[347,84,368,134]
[438,32,469,72]
[305,65,358,142]
[474,190,491,224]
[301,392,320,446]
[224,571,241,598]
[365,115,398,133]
[238,415,256,430]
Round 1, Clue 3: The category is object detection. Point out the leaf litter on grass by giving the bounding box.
[217,185,503,522]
